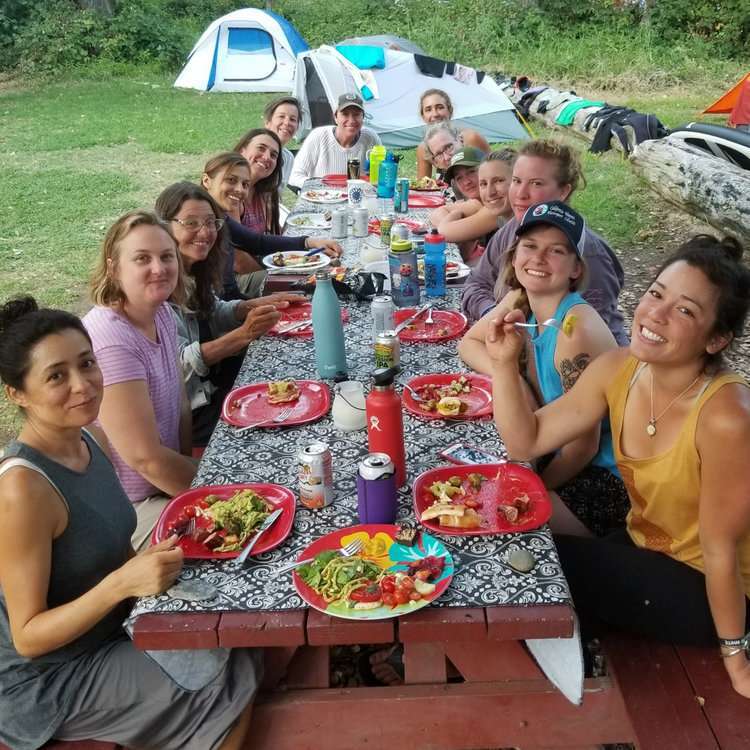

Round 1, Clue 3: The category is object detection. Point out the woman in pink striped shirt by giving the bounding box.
[83,210,197,549]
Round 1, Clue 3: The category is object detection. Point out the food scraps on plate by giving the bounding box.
[266,380,300,404]
[415,375,472,416]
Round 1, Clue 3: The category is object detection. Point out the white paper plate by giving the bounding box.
[286,213,333,230]
[301,189,347,204]
[262,252,332,273]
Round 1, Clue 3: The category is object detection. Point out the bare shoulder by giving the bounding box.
[698,378,750,443]
[462,129,490,150]
[555,304,617,361]
[0,464,64,533]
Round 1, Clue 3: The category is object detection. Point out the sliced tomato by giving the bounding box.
[183,505,198,518]
[397,575,415,591]
[381,576,396,593]
[409,591,422,601]
[394,589,410,605]
[349,583,382,603]
[382,592,398,608]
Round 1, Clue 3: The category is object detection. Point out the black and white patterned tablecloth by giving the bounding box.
[131,181,571,619]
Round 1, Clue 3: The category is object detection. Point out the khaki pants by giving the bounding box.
[236,270,268,299]
[131,494,171,551]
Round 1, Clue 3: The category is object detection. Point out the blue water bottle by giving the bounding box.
[424,229,446,296]
[376,151,398,199]
[312,270,348,379]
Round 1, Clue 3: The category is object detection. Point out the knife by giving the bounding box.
[235,508,284,566]
[394,303,433,334]
[277,319,312,334]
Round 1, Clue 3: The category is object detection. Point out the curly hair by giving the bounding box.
[516,139,586,197]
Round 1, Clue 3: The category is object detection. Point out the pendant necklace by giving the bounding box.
[647,367,702,437]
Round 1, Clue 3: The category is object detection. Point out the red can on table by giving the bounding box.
[298,442,334,509]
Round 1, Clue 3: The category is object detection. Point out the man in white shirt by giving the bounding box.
[289,93,382,188]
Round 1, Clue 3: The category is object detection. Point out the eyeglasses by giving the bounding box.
[172,217,225,232]
[431,142,456,162]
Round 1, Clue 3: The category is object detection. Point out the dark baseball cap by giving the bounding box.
[336,92,365,113]
[444,146,485,182]
[516,201,586,257]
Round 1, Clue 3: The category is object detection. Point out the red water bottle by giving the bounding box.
[366,367,406,488]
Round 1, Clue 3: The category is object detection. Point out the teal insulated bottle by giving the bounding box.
[376,152,398,199]
[312,270,348,379]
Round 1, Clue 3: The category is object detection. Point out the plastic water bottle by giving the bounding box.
[376,152,398,199]
[367,145,386,185]
[311,270,348,379]
[424,229,447,297]
[388,238,420,307]
[366,367,406,487]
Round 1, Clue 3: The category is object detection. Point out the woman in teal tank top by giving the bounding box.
[0,297,260,750]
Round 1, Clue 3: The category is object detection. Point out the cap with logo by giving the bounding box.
[336,92,365,113]
[444,146,486,182]
[516,200,586,257]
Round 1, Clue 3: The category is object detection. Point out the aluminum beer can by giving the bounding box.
[353,207,369,237]
[394,177,410,214]
[347,158,361,179]
[379,213,395,247]
[391,222,410,243]
[371,294,395,341]
[332,208,348,239]
[356,453,397,524]
[358,452,395,481]
[374,330,400,369]
[298,442,334,509]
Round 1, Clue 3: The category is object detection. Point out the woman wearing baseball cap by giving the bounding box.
[459,200,628,536]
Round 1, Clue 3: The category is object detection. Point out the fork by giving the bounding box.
[235,405,295,434]
[513,318,562,332]
[424,306,435,327]
[174,516,196,541]
[273,538,364,576]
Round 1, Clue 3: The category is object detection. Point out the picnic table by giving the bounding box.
[131,181,635,749]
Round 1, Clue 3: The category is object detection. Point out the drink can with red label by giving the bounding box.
[298,442,334,509]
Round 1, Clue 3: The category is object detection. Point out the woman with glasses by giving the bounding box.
[83,211,198,549]
[201,152,342,299]
[156,182,303,447]
[416,90,490,179]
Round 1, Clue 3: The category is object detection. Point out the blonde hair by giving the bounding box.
[516,139,586,197]
[90,210,186,307]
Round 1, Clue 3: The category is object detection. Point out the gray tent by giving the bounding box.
[336,34,427,56]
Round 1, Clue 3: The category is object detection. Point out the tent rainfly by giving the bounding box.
[174,8,308,93]
[293,46,529,147]
[703,73,750,128]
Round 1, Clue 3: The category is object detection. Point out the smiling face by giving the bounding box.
[265,102,300,145]
[8,329,103,429]
[170,198,218,270]
[512,225,581,297]
[110,224,179,309]
[239,133,280,183]
[631,260,726,365]
[202,163,251,215]
[479,160,512,216]
[334,105,364,142]
[427,130,460,170]
[451,165,480,200]
[509,156,572,222]
[420,93,451,124]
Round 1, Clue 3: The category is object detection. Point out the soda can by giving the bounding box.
[331,208,348,239]
[379,213,395,247]
[411,235,425,254]
[392,222,410,242]
[353,207,369,237]
[374,330,400,369]
[358,453,396,480]
[371,294,395,341]
[347,158,361,179]
[394,177,410,214]
[298,442,334,509]
[356,453,397,524]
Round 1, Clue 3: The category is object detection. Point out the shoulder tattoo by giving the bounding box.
[559,353,592,391]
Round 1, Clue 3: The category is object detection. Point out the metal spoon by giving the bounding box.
[513,318,562,332]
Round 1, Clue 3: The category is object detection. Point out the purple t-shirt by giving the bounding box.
[83,304,182,503]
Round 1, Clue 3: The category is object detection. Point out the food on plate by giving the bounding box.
[297,550,439,610]
[438,508,482,528]
[271,252,317,268]
[410,176,443,190]
[303,190,345,202]
[417,258,462,280]
[394,522,418,546]
[436,396,462,417]
[415,376,472,414]
[288,215,329,228]
[561,313,578,337]
[497,492,532,525]
[267,380,301,404]
[168,489,275,552]
[419,476,488,529]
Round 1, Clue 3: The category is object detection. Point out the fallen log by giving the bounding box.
[630,136,750,247]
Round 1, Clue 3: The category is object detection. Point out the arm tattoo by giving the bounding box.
[559,353,592,391]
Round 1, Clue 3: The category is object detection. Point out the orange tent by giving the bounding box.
[704,73,750,126]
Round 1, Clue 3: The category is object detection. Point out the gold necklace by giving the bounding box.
[647,367,702,437]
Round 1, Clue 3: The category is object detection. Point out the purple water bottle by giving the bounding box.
[356,453,397,523]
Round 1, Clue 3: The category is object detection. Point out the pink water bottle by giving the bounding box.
[366,367,406,488]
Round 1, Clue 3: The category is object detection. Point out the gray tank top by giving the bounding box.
[0,431,137,749]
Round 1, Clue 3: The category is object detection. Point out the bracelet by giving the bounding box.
[720,646,746,658]
[718,635,748,648]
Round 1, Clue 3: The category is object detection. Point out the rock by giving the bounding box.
[508,548,536,573]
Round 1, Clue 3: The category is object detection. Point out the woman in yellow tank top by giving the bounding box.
[486,234,750,700]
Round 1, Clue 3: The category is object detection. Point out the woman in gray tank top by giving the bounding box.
[0,297,260,750]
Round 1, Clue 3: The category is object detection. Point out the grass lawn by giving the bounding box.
[0,70,740,439]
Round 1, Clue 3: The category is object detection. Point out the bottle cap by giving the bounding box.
[390,239,412,253]
[425,228,445,245]
[372,366,401,387]
[315,268,333,280]
[385,152,395,162]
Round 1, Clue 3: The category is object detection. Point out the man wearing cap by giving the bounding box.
[289,93,382,189]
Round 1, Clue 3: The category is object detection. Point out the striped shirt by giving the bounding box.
[82,304,182,503]
[288,126,381,188]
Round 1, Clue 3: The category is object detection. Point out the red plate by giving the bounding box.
[367,217,427,235]
[268,302,349,337]
[413,464,552,536]
[322,173,369,186]
[403,372,492,420]
[221,380,330,427]
[394,308,468,342]
[408,193,445,208]
[293,524,454,620]
[152,483,295,559]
